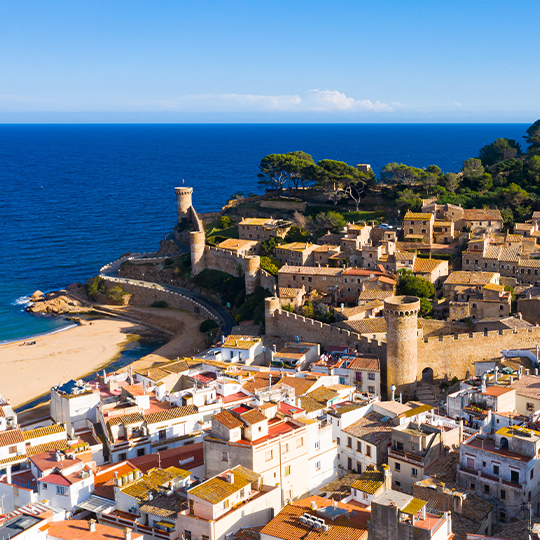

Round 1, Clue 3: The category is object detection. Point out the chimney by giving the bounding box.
[311,500,317,510]
[481,374,487,393]
[340,303,344,313]
[225,472,234,484]
[526,369,530,376]
[436,482,445,495]
[88,519,96,532]
[390,385,396,402]
[494,366,499,384]
[124,529,132,540]
[536,368,539,376]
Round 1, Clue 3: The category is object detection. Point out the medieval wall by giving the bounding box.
[517,297,540,325]
[417,326,540,380]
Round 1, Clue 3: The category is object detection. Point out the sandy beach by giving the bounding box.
[0,307,208,410]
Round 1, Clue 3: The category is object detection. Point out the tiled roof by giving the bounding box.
[239,218,276,226]
[214,409,244,429]
[136,366,171,381]
[242,373,281,395]
[218,238,259,251]
[518,258,540,268]
[299,395,326,413]
[277,242,313,252]
[241,409,267,425]
[413,258,445,273]
[279,287,304,298]
[45,520,143,540]
[307,386,339,404]
[511,374,540,399]
[188,465,258,504]
[39,472,72,486]
[348,356,380,372]
[228,526,264,540]
[107,412,145,426]
[351,467,385,494]
[121,467,189,501]
[343,412,393,444]
[404,212,433,221]
[93,462,136,500]
[139,492,185,518]
[393,251,415,262]
[260,496,368,540]
[161,358,191,374]
[444,271,497,286]
[223,336,261,349]
[483,283,505,292]
[463,208,503,221]
[358,289,394,301]
[275,376,318,396]
[26,439,70,457]
[144,405,198,425]
[22,424,66,441]
[122,384,147,397]
[335,318,387,335]
[0,428,24,447]
[278,265,342,276]
[514,222,534,231]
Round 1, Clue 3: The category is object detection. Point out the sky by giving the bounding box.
[0,0,539,123]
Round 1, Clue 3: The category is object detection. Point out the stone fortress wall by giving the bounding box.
[175,187,277,295]
[264,295,540,398]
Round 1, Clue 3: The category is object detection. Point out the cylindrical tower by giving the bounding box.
[384,295,420,400]
[244,256,260,295]
[175,186,193,223]
[190,231,205,276]
[264,296,281,337]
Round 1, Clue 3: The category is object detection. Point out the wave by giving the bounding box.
[12,295,32,307]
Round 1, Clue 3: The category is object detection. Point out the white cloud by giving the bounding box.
[454,101,464,109]
[305,89,393,112]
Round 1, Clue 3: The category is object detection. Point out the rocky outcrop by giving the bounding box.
[27,288,89,315]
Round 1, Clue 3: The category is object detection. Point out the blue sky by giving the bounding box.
[1,0,539,122]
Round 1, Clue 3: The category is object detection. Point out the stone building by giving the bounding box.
[403,211,435,244]
[238,217,291,241]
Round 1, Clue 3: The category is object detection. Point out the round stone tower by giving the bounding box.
[175,186,193,223]
[264,296,282,337]
[384,295,420,400]
[244,256,261,295]
[190,231,206,276]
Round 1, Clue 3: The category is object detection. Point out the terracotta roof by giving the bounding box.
[351,466,385,494]
[358,290,394,301]
[240,409,268,425]
[242,373,281,395]
[444,271,497,286]
[260,496,369,540]
[277,242,313,252]
[39,472,72,486]
[413,258,445,273]
[22,424,66,441]
[139,492,185,518]
[135,366,171,381]
[45,520,143,540]
[511,374,540,400]
[463,208,503,221]
[223,336,261,349]
[348,356,380,372]
[279,287,304,298]
[335,318,387,335]
[404,212,433,221]
[275,376,318,396]
[143,405,198,425]
[218,238,259,251]
[121,467,189,501]
[518,258,540,268]
[161,358,191,374]
[299,395,326,413]
[214,410,244,429]
[93,462,137,500]
[278,265,342,276]
[343,412,393,445]
[307,386,339,404]
[188,465,258,504]
[107,412,145,426]
[128,443,203,474]
[26,439,69,457]
[0,428,24,447]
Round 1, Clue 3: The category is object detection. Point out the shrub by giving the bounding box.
[200,319,219,332]
[86,276,106,299]
[151,300,168,308]
[106,285,127,302]
[219,216,233,229]
[260,256,280,277]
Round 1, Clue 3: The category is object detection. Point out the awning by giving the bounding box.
[76,495,115,513]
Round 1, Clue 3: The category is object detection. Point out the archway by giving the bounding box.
[422,367,434,383]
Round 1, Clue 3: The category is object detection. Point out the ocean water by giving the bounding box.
[0,123,529,342]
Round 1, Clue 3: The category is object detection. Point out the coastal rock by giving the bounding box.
[27,293,85,315]
[31,290,44,302]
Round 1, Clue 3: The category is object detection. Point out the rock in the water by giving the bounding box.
[31,290,44,302]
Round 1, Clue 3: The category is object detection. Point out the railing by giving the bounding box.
[388,448,424,466]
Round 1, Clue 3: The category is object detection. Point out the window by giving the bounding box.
[284,443,289,453]
[315,461,321,470]
[527,403,535,412]
[484,485,489,494]
[466,457,474,468]
[223,500,229,509]
[347,437,352,448]
[137,448,145,457]
[411,468,418,477]
[296,437,303,448]
[363,492,368,499]
[265,450,273,461]
[395,462,401,471]
[222,452,229,462]
[482,461,486,468]
[159,429,167,440]
[500,489,506,499]
[118,452,127,461]
[395,481,401,487]
[368,373,375,380]
[337,437,341,446]
[500,510,506,521]
[366,445,371,457]
[357,462,362,473]
[315,441,320,450]
[511,470,519,484]
[184,531,192,540]
[42,483,47,490]
[240,489,244,498]
[347,457,353,470]
[202,536,209,540]
[285,465,291,476]
[56,486,68,496]
[493,465,499,476]
[470,482,475,490]
[531,469,534,480]
[356,441,362,453]
[368,386,375,393]
[8,446,17,455]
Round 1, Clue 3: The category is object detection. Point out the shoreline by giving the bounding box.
[0,319,79,346]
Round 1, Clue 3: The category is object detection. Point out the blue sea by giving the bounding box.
[0,123,529,343]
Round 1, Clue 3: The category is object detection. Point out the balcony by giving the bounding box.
[388,448,424,466]
[457,465,525,490]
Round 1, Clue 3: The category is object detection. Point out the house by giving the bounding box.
[275,242,316,266]
[510,374,540,416]
[278,266,342,295]
[220,335,263,364]
[403,212,435,244]
[216,238,260,256]
[260,495,369,540]
[463,209,504,234]
[238,218,291,241]
[412,257,449,285]
[270,342,319,370]
[457,426,540,521]
[346,464,391,508]
[370,489,454,540]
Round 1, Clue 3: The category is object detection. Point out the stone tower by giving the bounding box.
[384,295,420,400]
[190,231,206,276]
[244,256,261,295]
[264,296,282,337]
[175,186,193,223]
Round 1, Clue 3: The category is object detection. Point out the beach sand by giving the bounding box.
[0,308,208,410]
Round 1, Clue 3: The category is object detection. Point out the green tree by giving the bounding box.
[525,119,540,155]
[106,285,127,302]
[86,276,106,299]
[260,236,284,256]
[397,270,435,299]
[502,183,529,207]
[462,158,484,180]
[314,211,346,232]
[420,172,439,196]
[257,152,315,193]
[396,189,422,212]
[478,138,522,167]
[443,173,460,193]
[315,159,369,207]
[284,226,311,243]
[419,297,433,317]
[380,163,422,186]
[260,256,280,276]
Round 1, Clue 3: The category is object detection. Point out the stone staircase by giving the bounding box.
[416,382,439,406]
